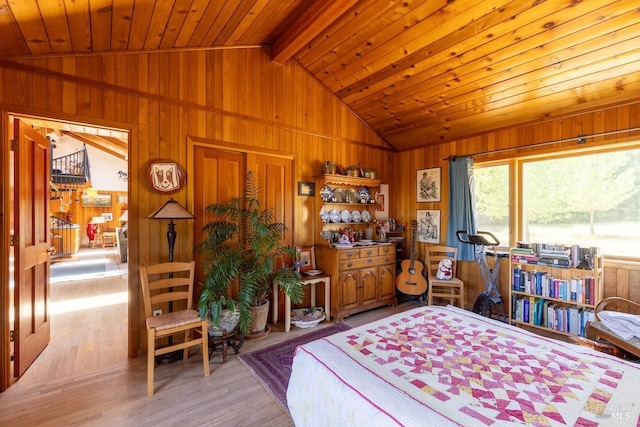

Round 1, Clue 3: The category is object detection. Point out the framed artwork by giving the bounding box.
[296,246,316,272]
[81,194,112,207]
[374,183,389,220]
[298,181,315,196]
[118,195,128,204]
[416,209,440,243]
[146,159,186,194]
[101,212,113,221]
[416,167,441,202]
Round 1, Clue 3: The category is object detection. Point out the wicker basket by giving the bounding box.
[291,307,326,328]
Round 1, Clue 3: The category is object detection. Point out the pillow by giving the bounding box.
[436,258,453,280]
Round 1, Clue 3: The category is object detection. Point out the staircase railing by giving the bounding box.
[50,215,78,259]
[50,144,91,190]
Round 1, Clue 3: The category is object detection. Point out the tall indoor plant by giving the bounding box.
[198,171,304,335]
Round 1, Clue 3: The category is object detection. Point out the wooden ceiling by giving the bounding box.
[1,0,639,152]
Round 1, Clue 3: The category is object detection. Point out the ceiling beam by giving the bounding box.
[63,131,128,161]
[271,0,357,65]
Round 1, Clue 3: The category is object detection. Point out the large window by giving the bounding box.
[475,147,640,258]
[474,163,510,247]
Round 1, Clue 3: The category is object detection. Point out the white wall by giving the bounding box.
[50,133,128,192]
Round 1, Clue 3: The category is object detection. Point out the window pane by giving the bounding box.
[522,150,640,257]
[474,164,510,247]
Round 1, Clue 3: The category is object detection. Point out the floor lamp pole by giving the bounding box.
[158,219,180,364]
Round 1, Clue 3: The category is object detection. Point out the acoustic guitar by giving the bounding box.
[396,220,428,296]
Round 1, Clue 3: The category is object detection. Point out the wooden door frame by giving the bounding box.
[0,109,134,391]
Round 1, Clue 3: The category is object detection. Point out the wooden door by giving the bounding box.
[193,147,244,295]
[338,271,359,310]
[378,265,395,301]
[360,268,378,306]
[247,153,293,249]
[192,146,293,307]
[13,119,51,377]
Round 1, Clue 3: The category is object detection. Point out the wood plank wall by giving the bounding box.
[1,47,639,355]
[0,47,393,355]
[393,103,640,310]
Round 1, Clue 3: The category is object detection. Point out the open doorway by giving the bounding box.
[5,114,129,388]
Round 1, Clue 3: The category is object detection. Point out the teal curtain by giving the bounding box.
[446,156,477,261]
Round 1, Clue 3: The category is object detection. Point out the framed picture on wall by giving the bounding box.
[416,167,441,202]
[374,183,389,220]
[416,209,440,243]
[101,212,113,221]
[296,246,316,272]
[81,194,112,207]
[298,181,315,196]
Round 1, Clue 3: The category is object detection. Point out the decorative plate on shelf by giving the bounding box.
[361,210,371,222]
[351,209,361,222]
[304,269,323,277]
[320,185,333,202]
[345,188,358,203]
[332,188,345,203]
[319,209,329,223]
[340,209,352,223]
[329,209,341,223]
[358,186,371,203]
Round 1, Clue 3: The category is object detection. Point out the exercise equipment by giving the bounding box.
[456,230,509,322]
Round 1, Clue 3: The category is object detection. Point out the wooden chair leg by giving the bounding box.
[147,328,156,396]
[183,330,189,361]
[202,322,210,376]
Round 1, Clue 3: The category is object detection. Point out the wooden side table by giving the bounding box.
[207,330,245,362]
[90,233,103,248]
[102,231,117,247]
[272,273,331,332]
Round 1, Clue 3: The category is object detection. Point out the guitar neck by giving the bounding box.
[409,220,417,268]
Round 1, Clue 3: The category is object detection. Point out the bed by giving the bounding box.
[287,305,640,426]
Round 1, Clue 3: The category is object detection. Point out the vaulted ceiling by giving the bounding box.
[1,0,639,152]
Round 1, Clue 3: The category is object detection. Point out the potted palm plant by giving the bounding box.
[197,171,304,336]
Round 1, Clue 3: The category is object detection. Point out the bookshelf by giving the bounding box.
[508,248,604,338]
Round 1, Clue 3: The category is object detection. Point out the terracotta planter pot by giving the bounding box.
[249,300,270,335]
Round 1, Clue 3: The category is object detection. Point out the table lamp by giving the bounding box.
[91,216,106,234]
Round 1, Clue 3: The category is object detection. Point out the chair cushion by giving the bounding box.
[146,309,202,331]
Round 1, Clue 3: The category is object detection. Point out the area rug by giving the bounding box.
[239,322,351,411]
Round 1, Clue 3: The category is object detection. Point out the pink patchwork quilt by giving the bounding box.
[287,306,640,426]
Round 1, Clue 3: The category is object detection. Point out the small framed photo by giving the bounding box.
[101,212,113,221]
[118,195,128,204]
[416,210,440,243]
[296,246,316,272]
[298,181,315,196]
[416,167,441,202]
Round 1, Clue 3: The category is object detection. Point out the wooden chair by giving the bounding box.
[139,261,210,396]
[424,246,465,308]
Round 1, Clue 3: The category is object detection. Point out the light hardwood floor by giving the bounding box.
[1,252,423,426]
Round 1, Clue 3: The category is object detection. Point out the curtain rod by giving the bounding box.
[444,126,640,160]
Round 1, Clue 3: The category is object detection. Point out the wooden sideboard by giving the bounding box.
[316,244,397,322]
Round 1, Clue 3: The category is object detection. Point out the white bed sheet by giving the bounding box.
[287,306,640,427]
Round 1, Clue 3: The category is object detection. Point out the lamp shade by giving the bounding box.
[119,210,128,221]
[147,198,194,220]
[91,216,106,224]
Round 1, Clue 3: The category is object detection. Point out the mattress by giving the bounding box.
[287,306,640,426]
